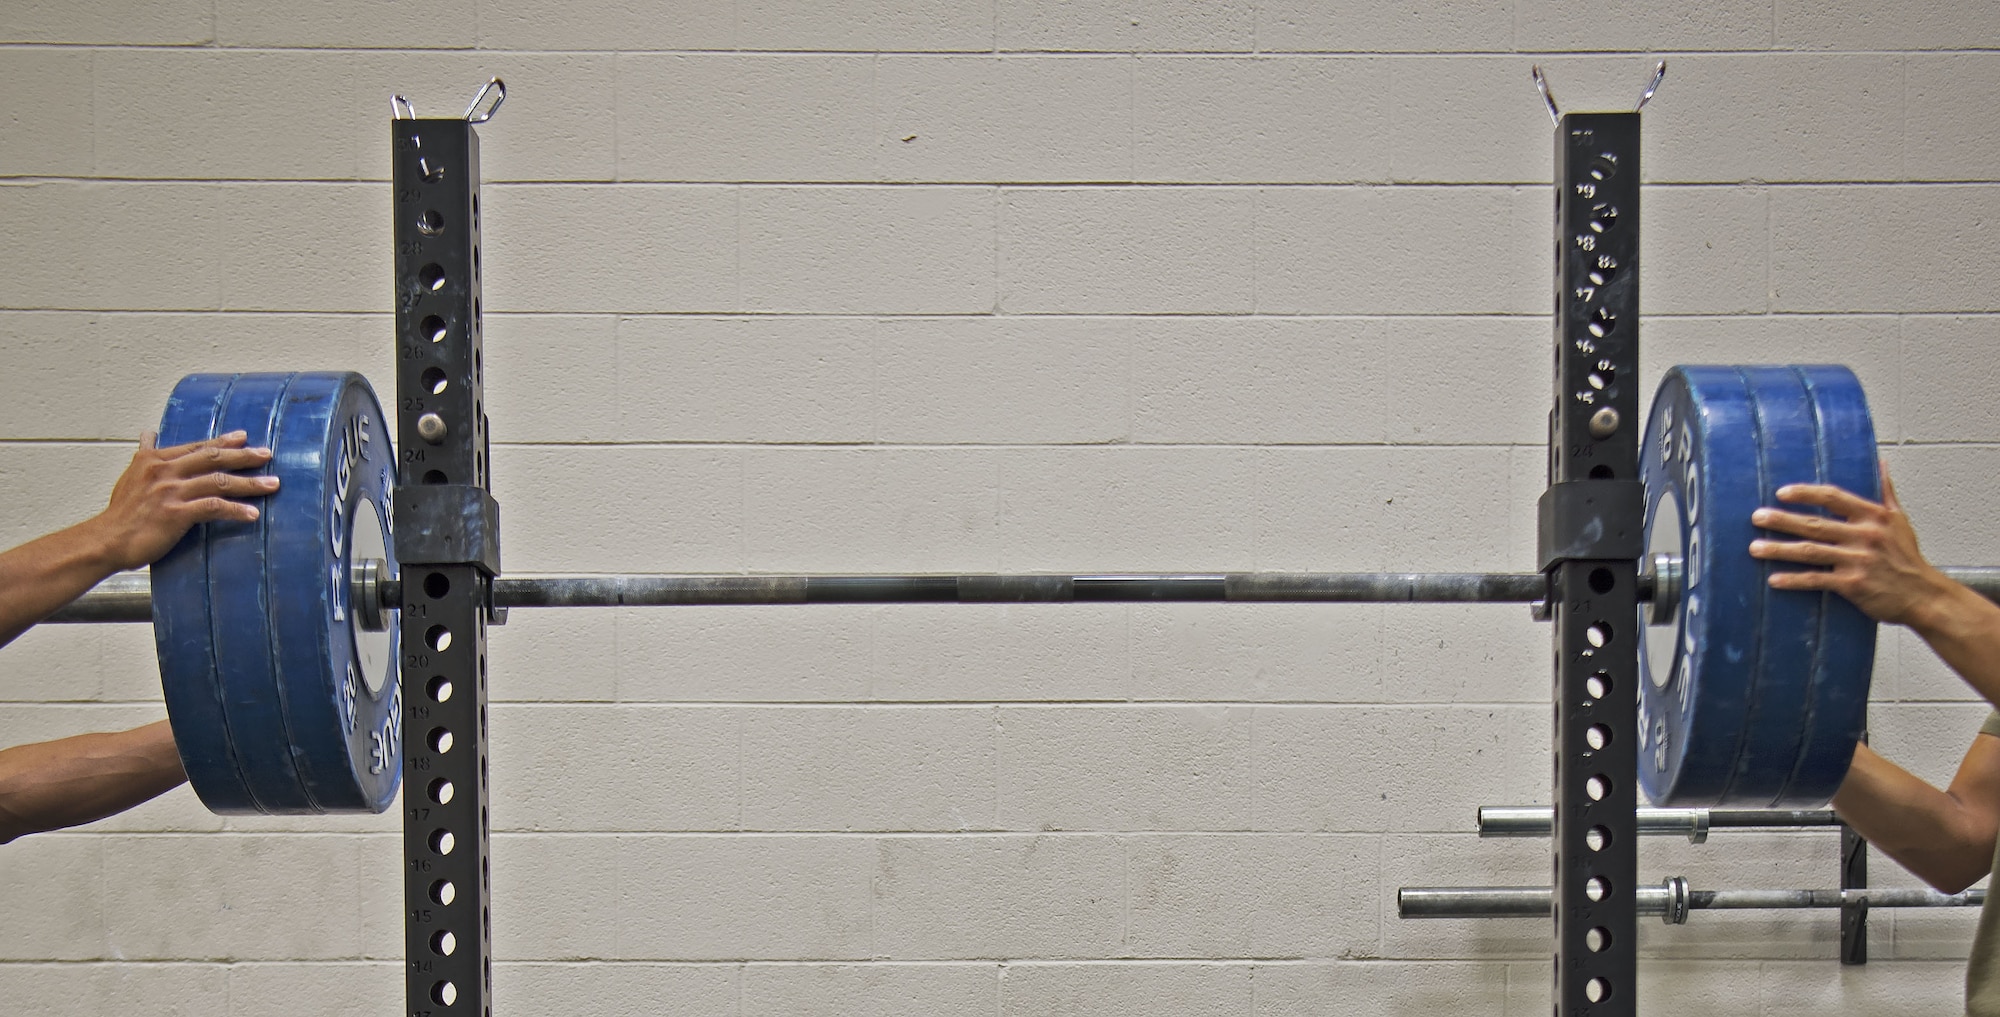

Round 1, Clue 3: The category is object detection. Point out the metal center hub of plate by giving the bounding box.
[349,504,393,696]
[1643,491,1685,690]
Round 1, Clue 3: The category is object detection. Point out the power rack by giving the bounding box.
[374,72,1833,1017]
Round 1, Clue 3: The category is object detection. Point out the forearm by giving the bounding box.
[0,516,123,649]
[1834,742,1997,892]
[1907,582,2000,713]
[0,721,186,844]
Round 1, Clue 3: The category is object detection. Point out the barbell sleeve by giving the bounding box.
[1477,805,1840,842]
[51,572,153,623]
[1397,880,1985,924]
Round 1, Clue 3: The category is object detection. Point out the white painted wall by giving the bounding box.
[4,2,2000,1014]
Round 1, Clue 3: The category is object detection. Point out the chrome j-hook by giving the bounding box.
[464,77,506,123]
[1531,65,1560,126]
[1635,60,1667,112]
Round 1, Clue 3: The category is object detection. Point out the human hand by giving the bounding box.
[1747,464,1955,627]
[88,431,279,571]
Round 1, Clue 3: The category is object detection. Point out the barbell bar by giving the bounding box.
[1476,805,1840,843]
[49,569,1546,623]
[1398,878,1985,924]
[51,561,2000,624]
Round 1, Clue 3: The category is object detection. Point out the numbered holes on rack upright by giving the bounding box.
[1585,622,1613,649]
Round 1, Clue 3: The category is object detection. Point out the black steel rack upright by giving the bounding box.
[1542,111,1643,1016]
[391,111,500,1017]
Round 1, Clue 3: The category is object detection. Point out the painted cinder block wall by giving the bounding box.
[4,2,2000,1014]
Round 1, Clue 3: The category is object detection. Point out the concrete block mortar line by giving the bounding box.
[1250,186,1261,312]
[985,703,1001,834]
[20,43,2000,57]
[1898,51,1910,182]
[1247,705,1260,829]
[1124,53,1136,184]
[1762,175,1774,310]
[1374,833,1389,958]
[734,689,746,834]
[990,706,1004,831]
[1120,834,1132,958]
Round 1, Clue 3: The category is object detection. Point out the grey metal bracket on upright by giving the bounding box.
[396,485,502,575]
[1545,104,1643,1016]
[1537,481,1644,569]
[391,82,499,1017]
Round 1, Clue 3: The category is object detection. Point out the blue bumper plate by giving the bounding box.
[153,371,402,815]
[1784,366,1879,805]
[153,374,262,814]
[1638,364,1877,807]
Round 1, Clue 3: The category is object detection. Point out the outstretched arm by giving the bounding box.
[0,720,185,844]
[0,431,277,649]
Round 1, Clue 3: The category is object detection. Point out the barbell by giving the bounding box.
[42,366,1994,816]
[1398,878,1985,924]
